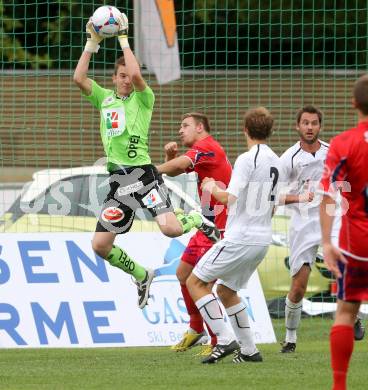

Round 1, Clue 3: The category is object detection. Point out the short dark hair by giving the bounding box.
[243,107,273,140]
[296,105,323,125]
[353,75,368,115]
[182,112,211,133]
[114,56,126,75]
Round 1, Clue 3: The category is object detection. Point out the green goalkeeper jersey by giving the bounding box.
[83,80,155,171]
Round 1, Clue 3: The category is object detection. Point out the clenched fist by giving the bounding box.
[164,142,178,160]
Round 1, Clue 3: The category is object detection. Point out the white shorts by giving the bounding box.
[192,239,268,291]
[289,225,319,276]
[288,213,341,276]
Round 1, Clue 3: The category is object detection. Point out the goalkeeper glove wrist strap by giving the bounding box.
[84,40,100,53]
[118,35,130,49]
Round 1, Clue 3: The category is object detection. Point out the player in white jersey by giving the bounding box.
[186,107,280,364]
[279,105,343,353]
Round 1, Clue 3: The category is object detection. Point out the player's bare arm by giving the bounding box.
[201,177,235,205]
[73,20,102,95]
[279,191,314,205]
[157,155,192,177]
[117,13,146,92]
[122,47,146,91]
[73,52,93,95]
[320,194,347,278]
[279,180,314,204]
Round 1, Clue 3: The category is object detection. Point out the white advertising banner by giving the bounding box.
[0,233,275,348]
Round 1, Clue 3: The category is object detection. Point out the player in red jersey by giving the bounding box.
[157,112,232,354]
[320,74,368,390]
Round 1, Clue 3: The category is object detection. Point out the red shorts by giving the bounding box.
[337,255,368,301]
[181,231,214,267]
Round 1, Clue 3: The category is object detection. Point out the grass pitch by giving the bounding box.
[0,318,367,389]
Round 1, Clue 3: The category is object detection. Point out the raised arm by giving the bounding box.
[117,13,146,92]
[73,20,104,95]
[73,51,93,95]
[164,142,179,162]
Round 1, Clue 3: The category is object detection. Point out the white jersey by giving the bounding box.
[224,144,280,245]
[279,140,340,239]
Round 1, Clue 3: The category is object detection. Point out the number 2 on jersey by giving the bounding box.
[269,167,279,202]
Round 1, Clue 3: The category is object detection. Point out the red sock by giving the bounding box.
[330,325,354,390]
[205,321,217,346]
[180,284,204,333]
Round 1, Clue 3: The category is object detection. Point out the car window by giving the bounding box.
[167,188,186,211]
[80,174,108,217]
[164,173,199,213]
[33,177,84,216]
[6,195,22,215]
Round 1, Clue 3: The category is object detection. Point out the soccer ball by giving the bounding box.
[91,5,120,38]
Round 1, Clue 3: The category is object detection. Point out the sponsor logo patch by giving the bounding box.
[142,189,163,208]
[117,181,144,196]
[102,107,126,137]
[101,207,124,223]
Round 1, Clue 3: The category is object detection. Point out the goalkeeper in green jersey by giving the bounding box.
[73,11,219,309]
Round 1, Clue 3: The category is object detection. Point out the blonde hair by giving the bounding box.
[182,112,211,132]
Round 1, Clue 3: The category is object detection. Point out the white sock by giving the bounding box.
[285,296,303,343]
[226,301,258,356]
[195,294,234,345]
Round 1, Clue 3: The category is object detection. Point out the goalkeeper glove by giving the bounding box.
[84,19,103,53]
[116,13,129,49]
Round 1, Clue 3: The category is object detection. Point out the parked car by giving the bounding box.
[0,166,333,299]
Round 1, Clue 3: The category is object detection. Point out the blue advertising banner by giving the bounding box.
[0,232,275,348]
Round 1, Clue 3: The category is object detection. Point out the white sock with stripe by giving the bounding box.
[226,301,258,356]
[195,294,234,345]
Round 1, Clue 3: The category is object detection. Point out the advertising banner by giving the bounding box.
[0,233,275,348]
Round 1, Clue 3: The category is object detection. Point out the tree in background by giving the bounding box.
[1,0,367,70]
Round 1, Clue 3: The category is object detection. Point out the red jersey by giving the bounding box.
[320,121,368,260]
[184,135,232,230]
